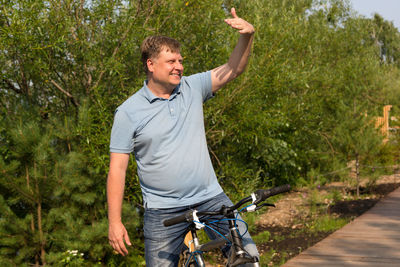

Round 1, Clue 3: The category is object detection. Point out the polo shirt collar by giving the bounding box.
[142,80,181,103]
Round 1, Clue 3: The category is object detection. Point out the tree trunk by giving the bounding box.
[34,162,46,265]
[37,201,46,265]
[355,154,360,198]
[26,165,39,267]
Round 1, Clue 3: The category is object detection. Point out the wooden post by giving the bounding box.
[383,105,392,142]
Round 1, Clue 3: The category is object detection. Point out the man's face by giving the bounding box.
[147,48,184,90]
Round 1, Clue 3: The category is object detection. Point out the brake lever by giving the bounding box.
[255,203,275,211]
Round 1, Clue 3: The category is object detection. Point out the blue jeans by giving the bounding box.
[143,192,259,267]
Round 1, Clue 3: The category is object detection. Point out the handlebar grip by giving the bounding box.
[163,210,193,227]
[254,184,290,204]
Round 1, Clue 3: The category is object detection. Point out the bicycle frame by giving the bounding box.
[164,184,291,267]
[182,208,259,267]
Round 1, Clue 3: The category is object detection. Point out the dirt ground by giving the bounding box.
[202,172,400,266]
[253,172,400,266]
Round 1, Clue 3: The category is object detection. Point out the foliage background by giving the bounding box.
[1,0,399,265]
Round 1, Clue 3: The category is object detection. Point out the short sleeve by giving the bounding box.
[109,109,135,153]
[185,71,213,102]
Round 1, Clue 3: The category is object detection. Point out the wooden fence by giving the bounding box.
[375,105,399,143]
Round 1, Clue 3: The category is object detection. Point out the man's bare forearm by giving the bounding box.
[107,170,126,224]
[227,33,254,77]
[107,153,130,224]
[107,153,131,256]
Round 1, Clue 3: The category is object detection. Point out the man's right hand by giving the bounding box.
[108,222,132,256]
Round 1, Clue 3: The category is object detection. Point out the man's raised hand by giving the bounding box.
[224,7,255,35]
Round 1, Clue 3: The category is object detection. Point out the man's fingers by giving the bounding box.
[225,18,242,28]
[118,239,129,255]
[108,223,131,256]
[230,7,238,18]
[110,240,124,255]
[224,7,254,34]
[224,18,255,35]
[124,231,132,246]
[109,237,130,256]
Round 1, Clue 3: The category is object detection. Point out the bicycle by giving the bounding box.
[163,184,291,267]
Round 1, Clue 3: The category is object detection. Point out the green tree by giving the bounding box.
[371,14,400,67]
[331,102,383,197]
[0,107,144,265]
[1,0,400,264]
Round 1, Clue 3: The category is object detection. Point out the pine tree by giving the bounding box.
[0,108,144,266]
[332,101,383,197]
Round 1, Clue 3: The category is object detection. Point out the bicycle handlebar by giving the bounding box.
[163,212,194,227]
[253,184,291,205]
[163,184,290,227]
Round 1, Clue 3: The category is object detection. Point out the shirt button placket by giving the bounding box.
[168,99,175,117]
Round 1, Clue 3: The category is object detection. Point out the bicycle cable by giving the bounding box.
[193,221,231,243]
[205,217,249,239]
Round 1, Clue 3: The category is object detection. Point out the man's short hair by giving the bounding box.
[140,35,181,74]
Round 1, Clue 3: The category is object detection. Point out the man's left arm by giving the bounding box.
[211,7,255,93]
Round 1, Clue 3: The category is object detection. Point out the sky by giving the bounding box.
[350,0,400,30]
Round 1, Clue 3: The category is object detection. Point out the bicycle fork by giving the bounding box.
[185,229,206,267]
[226,213,259,267]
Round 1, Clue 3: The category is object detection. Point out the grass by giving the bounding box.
[252,230,271,244]
[303,214,349,233]
[328,189,343,203]
[259,248,276,266]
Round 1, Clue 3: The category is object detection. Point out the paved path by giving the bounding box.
[282,187,400,267]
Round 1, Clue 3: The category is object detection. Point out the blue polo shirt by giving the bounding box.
[110,71,223,208]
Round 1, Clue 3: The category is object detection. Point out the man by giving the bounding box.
[107,7,256,266]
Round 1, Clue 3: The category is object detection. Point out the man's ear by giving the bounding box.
[147,58,154,73]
